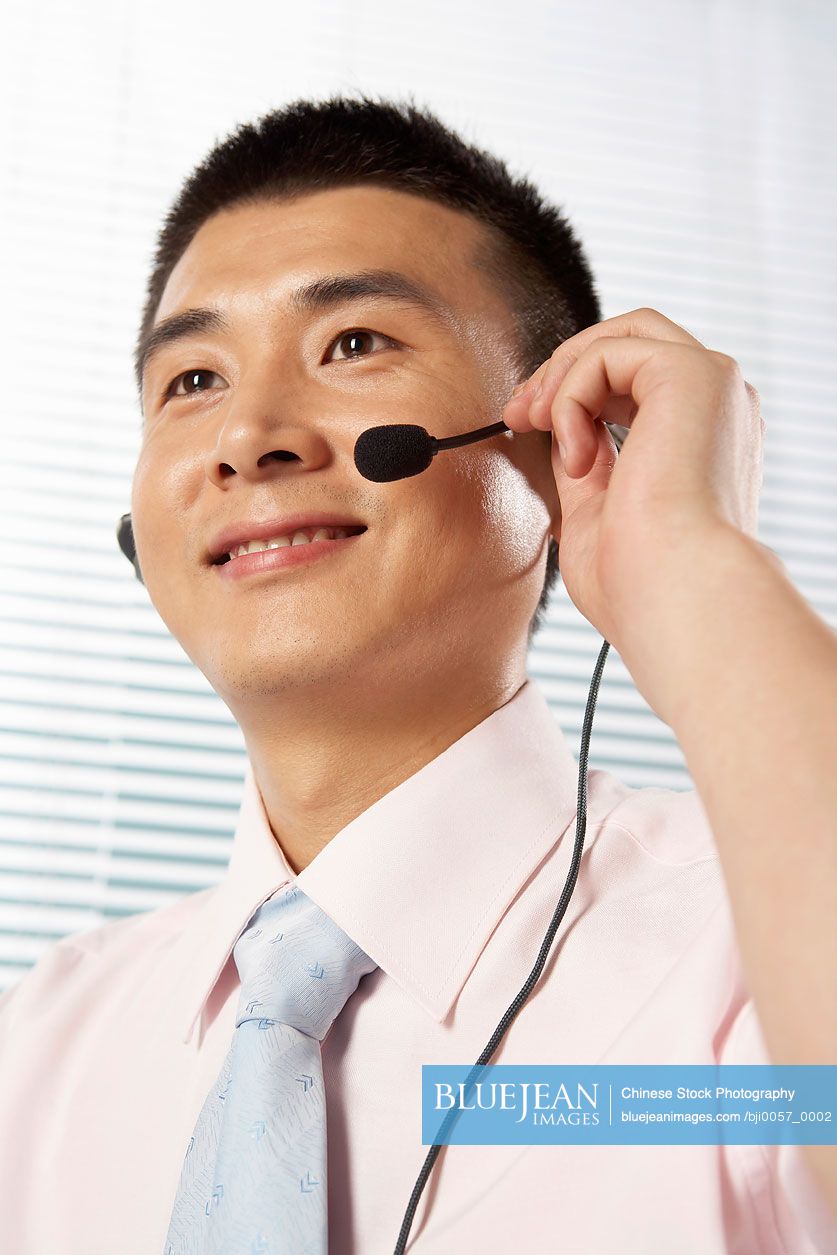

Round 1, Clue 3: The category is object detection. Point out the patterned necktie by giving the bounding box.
[163,882,379,1255]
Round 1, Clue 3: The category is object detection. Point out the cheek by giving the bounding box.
[400,447,548,617]
[130,448,202,603]
[448,445,549,565]
[133,446,197,536]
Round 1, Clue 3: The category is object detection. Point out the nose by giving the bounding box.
[203,404,334,488]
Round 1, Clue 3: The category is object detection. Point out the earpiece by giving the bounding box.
[116,513,144,585]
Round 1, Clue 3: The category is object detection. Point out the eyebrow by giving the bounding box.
[135,268,461,394]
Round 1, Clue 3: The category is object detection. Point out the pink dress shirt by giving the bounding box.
[0,678,834,1254]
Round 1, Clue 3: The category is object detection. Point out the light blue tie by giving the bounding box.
[163,883,378,1255]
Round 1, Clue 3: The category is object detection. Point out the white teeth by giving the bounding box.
[252,537,288,552]
[227,526,357,560]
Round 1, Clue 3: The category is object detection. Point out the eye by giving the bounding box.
[161,328,397,402]
[326,328,398,362]
[164,368,224,400]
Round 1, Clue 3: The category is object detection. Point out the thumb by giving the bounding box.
[552,419,619,512]
[549,420,621,631]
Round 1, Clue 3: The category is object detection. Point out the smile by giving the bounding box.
[223,524,365,560]
[215,526,366,581]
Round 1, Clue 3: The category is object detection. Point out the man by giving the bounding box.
[0,93,835,1254]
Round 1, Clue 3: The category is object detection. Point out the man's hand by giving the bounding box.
[502,307,766,718]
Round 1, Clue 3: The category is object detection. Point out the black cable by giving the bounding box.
[393,636,612,1253]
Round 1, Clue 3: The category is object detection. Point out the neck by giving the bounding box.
[238,664,527,875]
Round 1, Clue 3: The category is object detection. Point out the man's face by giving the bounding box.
[132,186,559,713]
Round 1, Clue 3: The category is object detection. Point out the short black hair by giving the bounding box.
[134,91,602,643]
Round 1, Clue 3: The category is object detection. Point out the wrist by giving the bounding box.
[612,527,780,729]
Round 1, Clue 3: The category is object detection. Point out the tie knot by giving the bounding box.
[232,884,378,1041]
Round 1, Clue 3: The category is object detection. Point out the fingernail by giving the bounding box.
[511,381,528,397]
[558,442,567,461]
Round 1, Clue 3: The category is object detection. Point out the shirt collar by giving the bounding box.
[178,677,582,1045]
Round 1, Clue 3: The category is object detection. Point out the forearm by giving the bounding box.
[639,531,837,1062]
[617,529,837,1202]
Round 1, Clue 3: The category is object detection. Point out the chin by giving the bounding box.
[201,640,363,705]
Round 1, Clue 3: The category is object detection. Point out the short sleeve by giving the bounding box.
[717,995,837,1255]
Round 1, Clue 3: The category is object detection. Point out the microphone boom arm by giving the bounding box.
[433,418,627,455]
[432,419,509,452]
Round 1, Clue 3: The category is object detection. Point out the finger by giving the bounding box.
[503,385,552,432]
[504,378,636,435]
[543,337,708,477]
[532,306,707,419]
[504,361,557,414]
[502,307,705,431]
[551,418,618,530]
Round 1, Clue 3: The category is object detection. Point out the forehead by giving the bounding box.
[155,184,512,334]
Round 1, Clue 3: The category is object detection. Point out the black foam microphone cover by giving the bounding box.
[353,424,435,483]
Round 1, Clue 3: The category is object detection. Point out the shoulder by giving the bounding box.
[588,767,720,867]
[0,886,216,1028]
[60,885,216,957]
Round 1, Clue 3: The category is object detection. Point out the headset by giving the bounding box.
[116,415,627,1252]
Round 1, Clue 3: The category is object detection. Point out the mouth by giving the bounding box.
[213,524,368,581]
[212,523,367,566]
